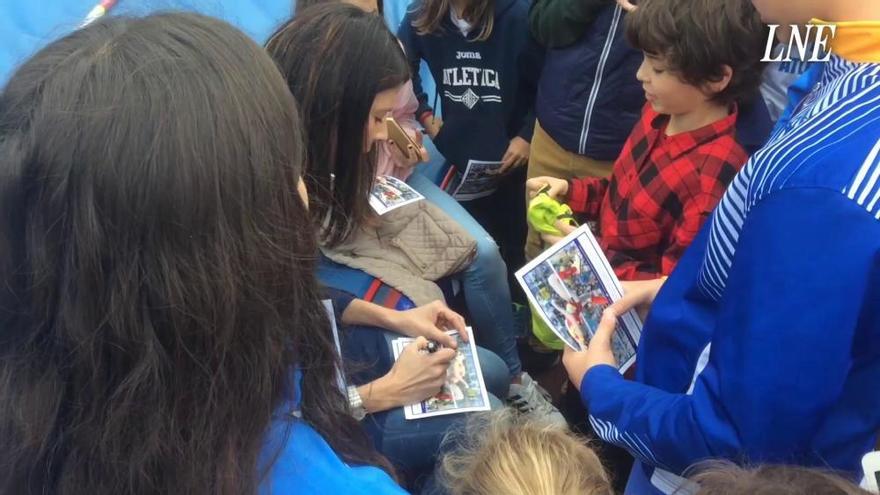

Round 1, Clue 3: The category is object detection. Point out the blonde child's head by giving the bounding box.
[439,409,613,495]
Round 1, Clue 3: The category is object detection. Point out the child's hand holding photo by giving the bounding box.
[562,309,620,390]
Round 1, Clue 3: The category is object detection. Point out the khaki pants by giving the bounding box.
[525,120,614,261]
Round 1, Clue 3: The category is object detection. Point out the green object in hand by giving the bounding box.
[527,192,577,236]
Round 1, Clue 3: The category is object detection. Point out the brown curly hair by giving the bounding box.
[625,0,769,105]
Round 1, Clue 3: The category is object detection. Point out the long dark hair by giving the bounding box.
[412,0,495,42]
[267,3,410,247]
[0,12,389,495]
[295,0,384,16]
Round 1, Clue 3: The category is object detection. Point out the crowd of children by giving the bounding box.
[0,0,878,494]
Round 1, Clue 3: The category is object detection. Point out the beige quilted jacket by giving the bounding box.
[321,200,477,305]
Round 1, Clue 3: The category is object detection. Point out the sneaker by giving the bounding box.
[507,372,567,427]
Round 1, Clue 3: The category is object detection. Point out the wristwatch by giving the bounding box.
[347,385,368,421]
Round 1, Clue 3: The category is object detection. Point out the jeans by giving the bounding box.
[406,171,523,377]
[340,324,509,473]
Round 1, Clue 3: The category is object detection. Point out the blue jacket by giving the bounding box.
[582,55,880,494]
[261,371,407,494]
[532,4,643,161]
[397,0,542,166]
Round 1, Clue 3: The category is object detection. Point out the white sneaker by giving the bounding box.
[507,372,567,427]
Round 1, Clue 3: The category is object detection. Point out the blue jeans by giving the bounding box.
[340,325,509,473]
[406,171,523,377]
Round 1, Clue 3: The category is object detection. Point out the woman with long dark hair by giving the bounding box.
[0,12,402,494]
[268,2,562,428]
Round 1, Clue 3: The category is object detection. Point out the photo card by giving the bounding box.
[516,225,642,372]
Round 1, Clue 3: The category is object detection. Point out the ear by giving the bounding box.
[704,65,733,97]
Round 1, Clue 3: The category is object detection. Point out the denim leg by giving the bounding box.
[407,172,523,377]
[476,346,511,400]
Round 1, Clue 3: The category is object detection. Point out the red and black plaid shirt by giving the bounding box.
[567,104,747,281]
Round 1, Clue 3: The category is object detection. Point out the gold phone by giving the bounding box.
[385,116,420,160]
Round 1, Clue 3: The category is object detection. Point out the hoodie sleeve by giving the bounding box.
[580,187,880,475]
[516,35,544,142]
[528,0,609,48]
[397,13,433,122]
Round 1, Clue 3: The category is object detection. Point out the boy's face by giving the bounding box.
[750,0,821,25]
[636,54,713,116]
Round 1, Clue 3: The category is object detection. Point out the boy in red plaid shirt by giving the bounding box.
[527,0,767,280]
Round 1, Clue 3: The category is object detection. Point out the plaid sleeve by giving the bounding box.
[660,155,740,276]
[567,176,608,218]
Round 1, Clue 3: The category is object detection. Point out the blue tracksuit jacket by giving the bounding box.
[582,53,880,494]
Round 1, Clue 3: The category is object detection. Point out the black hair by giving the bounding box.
[267,3,410,247]
[0,12,389,494]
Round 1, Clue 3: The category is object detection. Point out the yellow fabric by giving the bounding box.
[525,121,613,260]
[527,194,577,236]
[812,19,880,63]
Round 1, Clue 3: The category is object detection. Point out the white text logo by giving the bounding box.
[762,24,837,63]
[442,67,501,90]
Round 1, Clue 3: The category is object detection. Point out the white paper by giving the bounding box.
[369,175,425,215]
[515,224,642,373]
[391,328,491,420]
[448,160,505,201]
[321,299,347,393]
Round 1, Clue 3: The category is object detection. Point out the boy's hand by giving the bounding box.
[387,301,467,348]
[526,176,569,200]
[423,117,443,140]
[539,220,577,245]
[563,309,619,390]
[616,0,637,11]
[614,278,666,321]
[500,137,530,174]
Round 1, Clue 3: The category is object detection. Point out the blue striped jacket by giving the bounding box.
[581,54,880,494]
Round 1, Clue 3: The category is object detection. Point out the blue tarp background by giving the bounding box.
[0,0,444,179]
[0,0,436,104]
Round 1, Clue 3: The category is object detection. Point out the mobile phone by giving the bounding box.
[862,451,880,492]
[385,117,419,160]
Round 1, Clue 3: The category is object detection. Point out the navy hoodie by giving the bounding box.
[398,0,542,167]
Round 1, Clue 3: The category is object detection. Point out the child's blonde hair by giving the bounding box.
[439,408,613,495]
